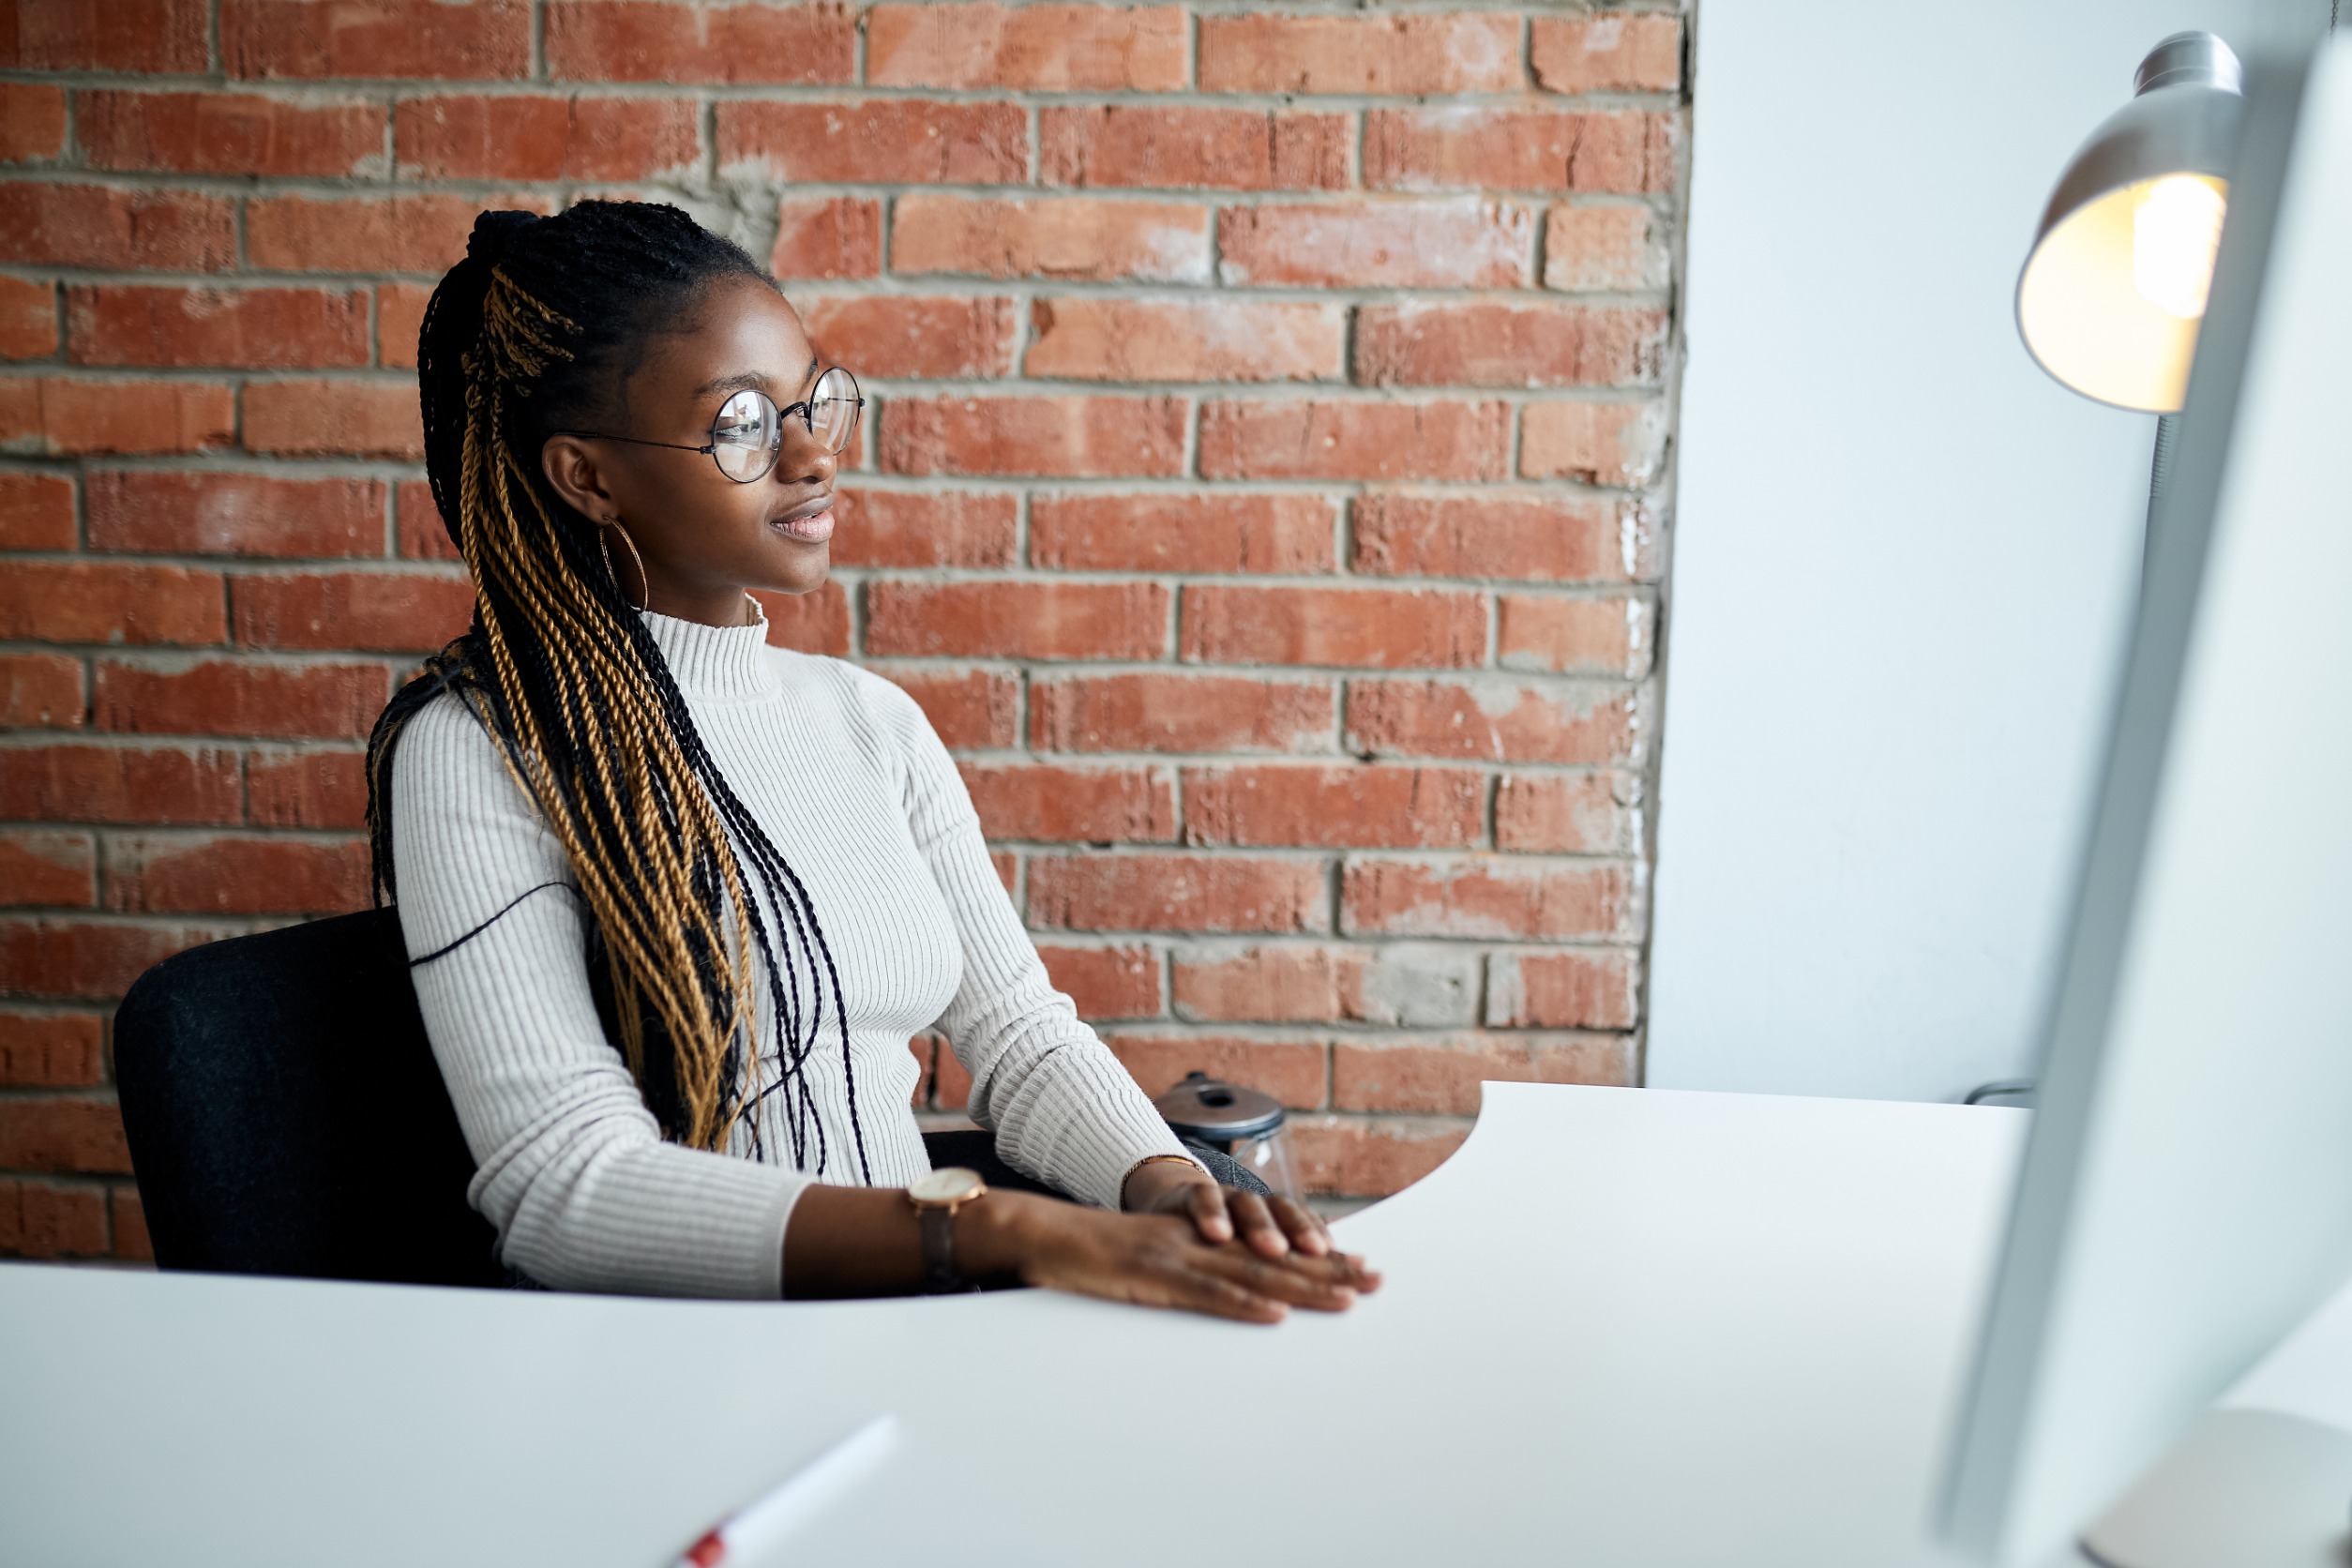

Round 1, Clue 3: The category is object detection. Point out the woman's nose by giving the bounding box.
[776,430,837,489]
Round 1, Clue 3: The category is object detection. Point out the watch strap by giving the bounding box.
[918,1202,961,1294]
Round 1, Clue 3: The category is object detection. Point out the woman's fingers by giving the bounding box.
[1184,1180,1234,1244]
[1195,1244,1358,1312]
[1226,1189,1291,1259]
[1267,1194,1331,1258]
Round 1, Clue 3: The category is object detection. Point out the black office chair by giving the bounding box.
[114,907,507,1289]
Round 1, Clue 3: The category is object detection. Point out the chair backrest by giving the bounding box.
[113,907,505,1288]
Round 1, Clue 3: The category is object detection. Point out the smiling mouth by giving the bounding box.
[770,497,835,543]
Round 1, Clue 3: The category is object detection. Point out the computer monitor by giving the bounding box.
[1938,37,2352,1568]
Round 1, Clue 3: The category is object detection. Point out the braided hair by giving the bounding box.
[367,202,869,1180]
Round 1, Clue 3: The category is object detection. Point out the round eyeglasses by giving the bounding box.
[562,367,863,483]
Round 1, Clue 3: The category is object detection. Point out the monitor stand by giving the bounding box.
[2077,1410,2352,1568]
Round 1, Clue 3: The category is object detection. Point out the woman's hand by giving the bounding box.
[966,1190,1376,1325]
[1123,1156,1338,1260]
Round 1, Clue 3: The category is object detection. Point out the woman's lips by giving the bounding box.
[771,505,834,543]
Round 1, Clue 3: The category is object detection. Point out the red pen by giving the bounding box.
[671,1413,898,1566]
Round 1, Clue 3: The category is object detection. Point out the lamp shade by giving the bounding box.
[2016,33,2246,413]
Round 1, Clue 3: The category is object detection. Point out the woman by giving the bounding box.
[367,201,1377,1319]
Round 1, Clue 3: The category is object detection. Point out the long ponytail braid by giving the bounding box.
[368,202,868,1179]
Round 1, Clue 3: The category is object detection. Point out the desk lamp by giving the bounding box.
[1967,32,2247,1118]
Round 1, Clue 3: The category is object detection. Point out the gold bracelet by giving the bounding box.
[1124,1153,1207,1184]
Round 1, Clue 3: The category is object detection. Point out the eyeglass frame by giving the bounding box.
[550,365,864,484]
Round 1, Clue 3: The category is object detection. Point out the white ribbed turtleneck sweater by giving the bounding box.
[390,604,1190,1297]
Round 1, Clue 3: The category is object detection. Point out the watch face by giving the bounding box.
[909,1167,986,1204]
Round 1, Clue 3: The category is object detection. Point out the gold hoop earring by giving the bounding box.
[599,520,647,610]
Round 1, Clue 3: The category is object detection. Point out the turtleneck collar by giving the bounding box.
[639,598,780,701]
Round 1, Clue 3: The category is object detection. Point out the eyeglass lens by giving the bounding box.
[708,368,862,483]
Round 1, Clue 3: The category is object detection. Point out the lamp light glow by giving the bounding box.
[2016,33,2245,413]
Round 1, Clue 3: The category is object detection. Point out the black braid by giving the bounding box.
[367,201,869,1180]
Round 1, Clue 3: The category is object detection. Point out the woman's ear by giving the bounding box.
[541,435,617,522]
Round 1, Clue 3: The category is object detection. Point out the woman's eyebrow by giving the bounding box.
[694,357,821,399]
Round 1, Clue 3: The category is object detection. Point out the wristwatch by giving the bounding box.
[908,1167,988,1294]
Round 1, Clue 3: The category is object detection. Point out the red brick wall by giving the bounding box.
[0,0,1686,1259]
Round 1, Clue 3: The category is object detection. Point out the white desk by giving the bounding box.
[1,1086,2048,1566]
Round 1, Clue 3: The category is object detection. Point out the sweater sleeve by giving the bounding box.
[860,674,1199,1209]
[389,696,810,1297]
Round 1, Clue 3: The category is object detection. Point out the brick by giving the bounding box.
[1288,1113,1465,1197]
[107,835,369,917]
[907,1032,937,1108]
[1026,298,1343,384]
[0,562,224,646]
[0,744,242,823]
[1351,490,1656,583]
[1356,302,1667,389]
[0,378,235,457]
[1498,594,1651,677]
[1519,401,1667,487]
[893,196,1211,283]
[1106,1033,1326,1110]
[95,660,389,739]
[396,480,460,561]
[1173,942,1476,1028]
[1217,202,1530,290]
[80,91,384,177]
[882,669,1018,750]
[1486,949,1639,1031]
[89,472,387,559]
[0,277,55,360]
[799,296,1017,382]
[1494,771,1639,854]
[830,490,1017,570]
[244,380,423,459]
[1042,107,1349,192]
[1031,492,1334,575]
[1348,678,1642,765]
[991,851,1018,896]
[0,656,83,729]
[771,197,880,281]
[1037,943,1160,1019]
[717,101,1023,184]
[246,748,368,829]
[225,0,531,79]
[548,1,855,83]
[1545,204,1673,293]
[1333,1033,1633,1114]
[0,471,72,548]
[1031,673,1333,755]
[112,1187,152,1260]
[867,580,1168,661]
[0,1179,109,1258]
[233,571,472,654]
[752,580,851,656]
[0,1096,130,1173]
[1199,400,1508,484]
[0,83,67,162]
[1,0,207,71]
[1366,109,1679,195]
[0,921,219,1002]
[881,396,1186,478]
[1028,854,1324,934]
[1184,765,1483,849]
[1181,585,1484,670]
[931,1033,972,1109]
[867,4,1184,90]
[1340,857,1637,940]
[0,186,234,272]
[249,193,552,275]
[0,1010,104,1087]
[1531,13,1683,94]
[0,830,95,906]
[396,95,699,181]
[960,761,1175,842]
[378,284,431,371]
[1199,13,1520,94]
[68,286,369,370]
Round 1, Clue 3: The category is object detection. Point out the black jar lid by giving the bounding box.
[1153,1071,1285,1142]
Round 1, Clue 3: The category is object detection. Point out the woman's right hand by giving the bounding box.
[965,1191,1380,1324]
